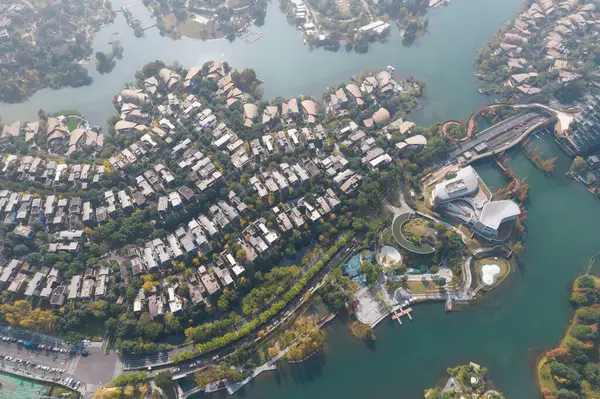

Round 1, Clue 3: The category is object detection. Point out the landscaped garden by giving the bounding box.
[474,256,510,288]
[391,213,435,254]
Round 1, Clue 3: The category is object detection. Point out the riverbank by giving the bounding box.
[537,275,600,399]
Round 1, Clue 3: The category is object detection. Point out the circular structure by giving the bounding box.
[481,263,501,286]
[391,213,436,255]
[376,245,402,268]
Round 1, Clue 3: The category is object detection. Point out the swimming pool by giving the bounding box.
[344,254,361,277]
[344,251,374,286]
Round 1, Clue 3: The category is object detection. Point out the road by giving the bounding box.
[449,112,543,159]
[121,235,359,380]
[513,102,577,134]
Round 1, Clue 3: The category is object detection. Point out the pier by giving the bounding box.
[391,307,413,325]
[240,30,263,43]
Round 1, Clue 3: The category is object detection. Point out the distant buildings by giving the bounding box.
[357,20,391,38]
[564,95,600,154]
[0,259,111,306]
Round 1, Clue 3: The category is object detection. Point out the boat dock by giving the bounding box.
[391,307,413,325]
[240,30,263,43]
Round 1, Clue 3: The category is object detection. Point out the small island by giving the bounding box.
[425,363,506,399]
[143,0,267,41]
[280,0,436,52]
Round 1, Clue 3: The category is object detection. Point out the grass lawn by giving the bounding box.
[475,256,510,287]
[416,186,433,214]
[537,358,557,393]
[51,110,81,132]
[478,178,492,200]
[402,218,430,237]
[403,280,441,295]
[392,214,435,255]
[163,14,223,40]
[458,226,481,252]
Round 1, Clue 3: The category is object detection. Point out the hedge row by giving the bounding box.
[194,233,351,354]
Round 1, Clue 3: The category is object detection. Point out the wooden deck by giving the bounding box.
[391,307,413,325]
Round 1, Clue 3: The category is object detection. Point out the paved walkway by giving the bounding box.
[354,286,388,326]
[442,376,460,393]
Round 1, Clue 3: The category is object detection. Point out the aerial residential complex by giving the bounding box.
[563,94,600,154]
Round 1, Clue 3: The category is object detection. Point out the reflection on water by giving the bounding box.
[0,0,523,129]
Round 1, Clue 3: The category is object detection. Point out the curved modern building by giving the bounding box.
[430,166,520,241]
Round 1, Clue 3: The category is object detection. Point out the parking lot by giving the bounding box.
[0,339,71,370]
[0,335,85,391]
[0,325,67,348]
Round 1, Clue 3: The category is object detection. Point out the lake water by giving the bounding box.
[0,0,523,127]
[191,137,600,399]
